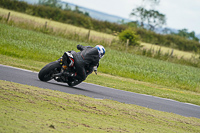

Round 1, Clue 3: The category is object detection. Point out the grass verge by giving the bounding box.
[1,80,200,133]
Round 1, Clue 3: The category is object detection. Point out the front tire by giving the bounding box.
[38,61,61,81]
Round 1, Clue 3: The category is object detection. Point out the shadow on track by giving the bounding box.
[37,79,113,100]
[43,80,97,93]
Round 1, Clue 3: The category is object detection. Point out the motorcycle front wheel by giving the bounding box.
[38,61,61,81]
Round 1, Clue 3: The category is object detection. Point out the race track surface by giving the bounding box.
[0,64,200,119]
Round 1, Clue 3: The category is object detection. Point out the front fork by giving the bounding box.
[57,57,68,71]
[52,58,69,82]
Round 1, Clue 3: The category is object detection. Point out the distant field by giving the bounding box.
[0,8,114,43]
[141,42,198,59]
[0,7,197,59]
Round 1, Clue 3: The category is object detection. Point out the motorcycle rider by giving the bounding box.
[63,44,105,86]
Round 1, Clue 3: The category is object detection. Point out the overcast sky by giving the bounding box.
[62,0,200,34]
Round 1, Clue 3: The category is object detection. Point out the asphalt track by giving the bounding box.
[0,64,200,119]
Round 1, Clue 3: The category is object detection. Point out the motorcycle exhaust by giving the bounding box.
[52,73,63,77]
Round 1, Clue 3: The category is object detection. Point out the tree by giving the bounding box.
[84,12,90,17]
[189,31,199,42]
[73,6,90,17]
[130,7,147,28]
[130,0,166,31]
[64,3,71,11]
[173,29,199,42]
[38,0,62,9]
[130,7,166,30]
[162,27,172,34]
[146,9,166,30]
[74,6,80,13]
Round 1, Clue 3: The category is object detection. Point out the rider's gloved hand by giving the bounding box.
[93,66,97,75]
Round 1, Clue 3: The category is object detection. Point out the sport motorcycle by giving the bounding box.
[38,51,96,86]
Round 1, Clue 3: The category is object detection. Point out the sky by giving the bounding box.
[62,0,200,34]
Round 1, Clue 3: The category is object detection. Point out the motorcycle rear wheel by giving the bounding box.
[38,61,61,81]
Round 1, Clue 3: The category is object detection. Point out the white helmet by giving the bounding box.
[95,45,105,59]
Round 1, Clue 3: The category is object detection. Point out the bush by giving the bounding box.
[118,29,140,46]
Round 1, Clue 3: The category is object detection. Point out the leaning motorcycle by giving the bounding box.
[38,51,82,86]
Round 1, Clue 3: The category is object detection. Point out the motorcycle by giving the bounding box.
[38,51,93,87]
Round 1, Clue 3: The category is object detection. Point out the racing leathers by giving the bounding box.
[68,45,100,86]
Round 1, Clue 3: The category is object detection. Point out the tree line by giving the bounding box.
[130,0,199,42]
[0,0,200,52]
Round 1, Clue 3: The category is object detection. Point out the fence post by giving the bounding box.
[7,12,10,22]
[44,21,48,29]
[126,39,129,52]
[170,49,174,57]
[87,29,91,42]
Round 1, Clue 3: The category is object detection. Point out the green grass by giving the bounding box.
[1,80,200,133]
[1,23,200,92]
[101,49,200,92]
[1,23,200,105]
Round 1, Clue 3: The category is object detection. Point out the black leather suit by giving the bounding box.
[70,45,100,85]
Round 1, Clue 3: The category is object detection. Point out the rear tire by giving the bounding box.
[38,61,61,81]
